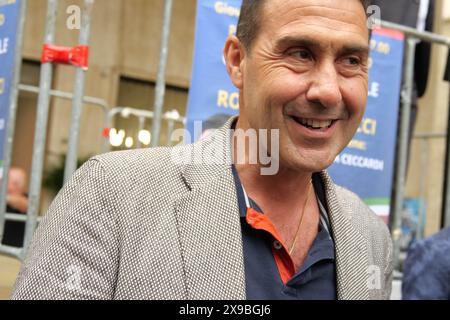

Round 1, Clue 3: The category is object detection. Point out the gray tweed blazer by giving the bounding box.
[12,118,393,300]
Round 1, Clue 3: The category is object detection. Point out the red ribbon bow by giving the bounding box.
[41,44,89,69]
[102,128,111,138]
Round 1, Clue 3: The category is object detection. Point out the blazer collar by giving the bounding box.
[319,171,370,299]
[180,116,236,191]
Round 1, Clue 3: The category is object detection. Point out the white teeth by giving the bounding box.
[313,120,332,128]
[296,118,332,129]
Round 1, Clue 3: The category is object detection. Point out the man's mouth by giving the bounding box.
[291,116,335,130]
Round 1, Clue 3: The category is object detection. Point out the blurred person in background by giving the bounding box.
[402,227,450,300]
[1,167,28,247]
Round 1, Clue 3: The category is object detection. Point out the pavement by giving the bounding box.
[0,254,21,300]
[391,279,402,300]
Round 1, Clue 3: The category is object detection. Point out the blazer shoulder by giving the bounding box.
[333,184,393,290]
[92,146,173,168]
[334,185,388,231]
[90,146,185,180]
[333,184,392,257]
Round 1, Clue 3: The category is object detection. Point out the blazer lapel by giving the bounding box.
[174,118,246,300]
[320,172,370,300]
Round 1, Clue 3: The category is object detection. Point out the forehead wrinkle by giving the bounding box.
[288,4,366,18]
[265,4,367,35]
[279,22,368,43]
[278,16,367,37]
[269,3,366,20]
[274,23,368,53]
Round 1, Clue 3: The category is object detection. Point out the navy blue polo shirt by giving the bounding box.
[232,167,337,300]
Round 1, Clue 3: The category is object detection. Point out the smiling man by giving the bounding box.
[12,0,392,300]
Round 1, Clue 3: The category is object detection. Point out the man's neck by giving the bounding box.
[232,117,313,214]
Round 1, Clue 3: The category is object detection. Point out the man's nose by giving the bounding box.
[305,62,342,108]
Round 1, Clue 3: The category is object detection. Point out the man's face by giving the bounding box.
[236,0,369,173]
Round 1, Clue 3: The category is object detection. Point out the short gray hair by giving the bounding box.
[236,0,371,52]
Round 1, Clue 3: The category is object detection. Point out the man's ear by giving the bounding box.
[224,35,245,89]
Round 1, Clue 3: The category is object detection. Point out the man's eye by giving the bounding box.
[289,50,312,60]
[344,57,361,66]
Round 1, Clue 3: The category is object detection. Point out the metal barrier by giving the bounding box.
[0,0,97,260]
[151,0,173,148]
[17,84,110,153]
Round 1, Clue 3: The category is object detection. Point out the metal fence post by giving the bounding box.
[0,0,27,248]
[136,116,145,149]
[63,0,94,184]
[391,37,417,270]
[151,0,173,147]
[166,119,175,146]
[22,0,58,259]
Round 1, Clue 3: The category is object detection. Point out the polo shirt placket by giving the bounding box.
[232,167,337,300]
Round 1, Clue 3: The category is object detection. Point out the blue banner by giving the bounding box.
[0,0,21,171]
[186,0,242,139]
[186,0,404,222]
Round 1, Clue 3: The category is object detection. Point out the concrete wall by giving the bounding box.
[0,254,21,299]
[11,61,40,183]
[121,0,196,87]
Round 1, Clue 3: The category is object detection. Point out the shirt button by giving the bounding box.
[273,241,283,250]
